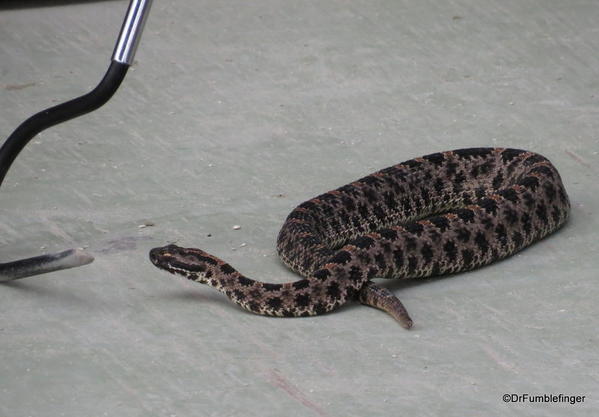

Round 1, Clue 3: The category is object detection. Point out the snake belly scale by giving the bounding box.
[149,148,570,328]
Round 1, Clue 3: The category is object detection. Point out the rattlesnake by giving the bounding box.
[149,147,570,328]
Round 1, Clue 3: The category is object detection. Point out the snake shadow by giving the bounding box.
[161,288,248,314]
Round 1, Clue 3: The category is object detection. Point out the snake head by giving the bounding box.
[149,244,218,283]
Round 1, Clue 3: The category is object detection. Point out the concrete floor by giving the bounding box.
[1,0,598,416]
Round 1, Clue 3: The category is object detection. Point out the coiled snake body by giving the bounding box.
[150,148,570,327]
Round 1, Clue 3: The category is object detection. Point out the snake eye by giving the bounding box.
[149,247,174,265]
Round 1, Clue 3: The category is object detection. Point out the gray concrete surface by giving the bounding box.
[1,1,598,416]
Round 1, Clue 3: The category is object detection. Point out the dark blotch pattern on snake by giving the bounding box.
[149,148,570,328]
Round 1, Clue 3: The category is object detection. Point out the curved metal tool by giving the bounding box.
[0,0,153,281]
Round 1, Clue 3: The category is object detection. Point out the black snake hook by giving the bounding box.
[0,0,153,281]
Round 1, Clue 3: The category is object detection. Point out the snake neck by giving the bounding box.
[149,244,373,317]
